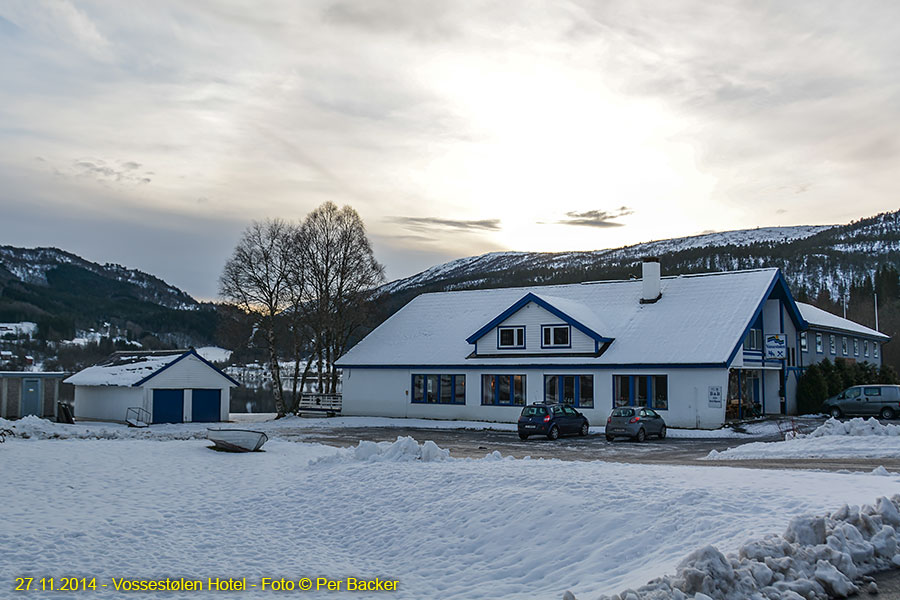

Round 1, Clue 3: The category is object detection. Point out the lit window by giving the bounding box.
[481,374,526,405]
[411,374,466,405]
[542,325,570,348]
[498,326,525,349]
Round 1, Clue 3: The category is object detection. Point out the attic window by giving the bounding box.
[498,326,525,349]
[542,325,570,348]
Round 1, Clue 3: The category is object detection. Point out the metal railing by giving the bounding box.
[125,406,151,427]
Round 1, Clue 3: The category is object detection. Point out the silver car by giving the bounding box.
[823,385,900,420]
[605,407,667,442]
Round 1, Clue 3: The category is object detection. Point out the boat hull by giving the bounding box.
[207,428,268,452]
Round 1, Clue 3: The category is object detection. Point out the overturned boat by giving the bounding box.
[207,428,268,452]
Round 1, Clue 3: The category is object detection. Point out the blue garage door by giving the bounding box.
[152,389,184,424]
[191,389,221,423]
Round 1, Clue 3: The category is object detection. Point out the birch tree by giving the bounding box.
[219,219,293,417]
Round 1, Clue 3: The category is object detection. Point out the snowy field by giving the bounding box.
[708,417,900,461]
[3,435,900,599]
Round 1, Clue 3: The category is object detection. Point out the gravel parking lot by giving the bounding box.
[273,421,900,472]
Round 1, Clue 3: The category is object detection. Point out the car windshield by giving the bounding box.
[521,406,546,417]
[611,408,634,417]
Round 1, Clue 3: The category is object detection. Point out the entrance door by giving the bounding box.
[22,379,41,416]
[191,389,221,422]
[152,389,184,423]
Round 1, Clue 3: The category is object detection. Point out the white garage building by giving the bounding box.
[336,261,889,429]
[65,349,239,424]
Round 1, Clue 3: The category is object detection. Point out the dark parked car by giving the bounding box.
[823,385,900,419]
[518,403,590,440]
[605,407,667,442]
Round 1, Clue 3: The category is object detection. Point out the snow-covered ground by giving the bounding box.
[707,417,900,461]
[3,434,900,599]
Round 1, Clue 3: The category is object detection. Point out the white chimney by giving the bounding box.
[641,257,661,304]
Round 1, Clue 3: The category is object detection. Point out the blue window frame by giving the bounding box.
[497,326,525,349]
[613,375,668,410]
[411,374,466,404]
[544,375,593,408]
[541,324,571,348]
[481,374,526,405]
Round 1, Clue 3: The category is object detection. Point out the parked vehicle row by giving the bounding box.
[517,403,667,442]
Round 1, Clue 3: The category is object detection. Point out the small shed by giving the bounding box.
[0,372,70,419]
[64,349,239,424]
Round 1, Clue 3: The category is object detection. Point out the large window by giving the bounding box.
[544,375,593,408]
[412,374,466,405]
[481,374,526,406]
[613,375,668,410]
[541,325,571,348]
[743,329,762,351]
[497,326,525,349]
[800,332,808,352]
[815,333,823,354]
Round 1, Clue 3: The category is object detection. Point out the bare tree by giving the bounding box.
[219,219,293,417]
[299,202,385,392]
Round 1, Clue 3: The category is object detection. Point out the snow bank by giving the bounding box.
[807,417,900,438]
[0,416,208,441]
[586,495,900,600]
[707,418,900,460]
[312,436,451,464]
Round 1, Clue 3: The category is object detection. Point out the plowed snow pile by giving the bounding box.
[585,495,900,600]
[706,417,900,460]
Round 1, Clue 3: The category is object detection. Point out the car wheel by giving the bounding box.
[635,428,646,443]
[658,425,667,439]
[605,434,615,442]
[881,407,895,420]
[830,407,842,419]
[518,432,529,440]
[547,425,560,440]
[579,422,589,437]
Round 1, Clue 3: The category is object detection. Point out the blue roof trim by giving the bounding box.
[726,270,808,366]
[132,349,241,387]
[464,292,613,345]
[340,362,726,370]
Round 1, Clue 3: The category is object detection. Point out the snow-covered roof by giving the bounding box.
[64,350,239,387]
[339,268,790,367]
[796,302,889,340]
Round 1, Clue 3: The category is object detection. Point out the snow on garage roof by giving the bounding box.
[64,349,239,387]
[338,268,793,368]
[796,302,889,340]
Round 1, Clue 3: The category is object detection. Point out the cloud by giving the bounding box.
[552,207,634,228]
[388,216,502,233]
[65,158,152,185]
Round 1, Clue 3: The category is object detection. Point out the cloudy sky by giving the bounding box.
[1,1,898,299]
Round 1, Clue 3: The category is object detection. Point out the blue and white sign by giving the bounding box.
[765,334,787,359]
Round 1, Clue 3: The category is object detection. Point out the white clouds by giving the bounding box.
[0,1,898,295]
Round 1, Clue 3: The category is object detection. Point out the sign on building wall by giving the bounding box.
[765,334,787,359]
[708,385,722,408]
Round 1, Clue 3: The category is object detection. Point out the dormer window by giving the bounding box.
[497,326,525,349]
[542,325,571,348]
